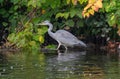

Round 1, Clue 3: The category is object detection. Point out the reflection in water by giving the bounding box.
[0,49,120,79]
[45,50,86,79]
[57,50,86,62]
[45,50,106,79]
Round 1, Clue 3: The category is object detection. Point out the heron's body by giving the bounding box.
[38,20,87,50]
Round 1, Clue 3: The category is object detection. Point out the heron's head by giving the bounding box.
[37,20,50,25]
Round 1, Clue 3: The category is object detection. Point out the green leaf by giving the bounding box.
[14,5,19,10]
[56,13,64,18]
[10,0,20,4]
[16,38,26,47]
[65,20,74,27]
[40,0,46,3]
[2,22,8,27]
[76,12,82,18]
[66,0,70,4]
[32,17,41,24]
[76,20,84,27]
[7,33,16,43]
[36,2,41,7]
[50,0,60,9]
[33,35,39,41]
[0,9,6,15]
[107,13,116,26]
[28,0,38,7]
[70,9,76,18]
[56,12,69,19]
[37,27,48,35]
[64,12,69,19]
[0,0,3,3]
[29,41,37,46]
[78,0,87,4]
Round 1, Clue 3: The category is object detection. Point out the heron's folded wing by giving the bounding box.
[55,30,80,45]
[55,30,87,47]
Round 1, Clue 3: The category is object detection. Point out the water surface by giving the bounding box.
[0,49,120,79]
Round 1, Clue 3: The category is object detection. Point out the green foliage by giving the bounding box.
[0,0,88,49]
[65,20,74,27]
[7,22,47,49]
[84,13,112,38]
[102,0,120,28]
[1,0,120,49]
[56,8,82,19]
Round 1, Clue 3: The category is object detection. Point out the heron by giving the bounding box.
[37,20,87,50]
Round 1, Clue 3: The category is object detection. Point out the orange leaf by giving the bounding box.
[82,11,85,17]
[117,29,120,36]
[82,0,103,18]
[92,5,99,12]
[84,3,92,11]
[86,13,90,18]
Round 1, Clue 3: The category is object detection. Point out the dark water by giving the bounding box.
[0,49,120,79]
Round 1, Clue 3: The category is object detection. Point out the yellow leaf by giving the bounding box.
[94,0,102,8]
[88,9,94,15]
[84,3,92,11]
[39,36,44,43]
[88,0,95,4]
[83,12,90,18]
[91,5,95,10]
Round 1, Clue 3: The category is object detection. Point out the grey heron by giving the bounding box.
[37,20,87,50]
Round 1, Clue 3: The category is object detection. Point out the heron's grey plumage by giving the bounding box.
[37,20,87,50]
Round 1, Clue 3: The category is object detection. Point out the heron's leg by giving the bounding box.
[57,42,61,50]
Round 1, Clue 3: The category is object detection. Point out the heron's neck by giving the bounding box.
[48,23,53,31]
[47,23,55,38]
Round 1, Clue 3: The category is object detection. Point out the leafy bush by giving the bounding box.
[0,0,89,49]
[101,0,120,35]
[0,0,120,49]
[7,22,47,49]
